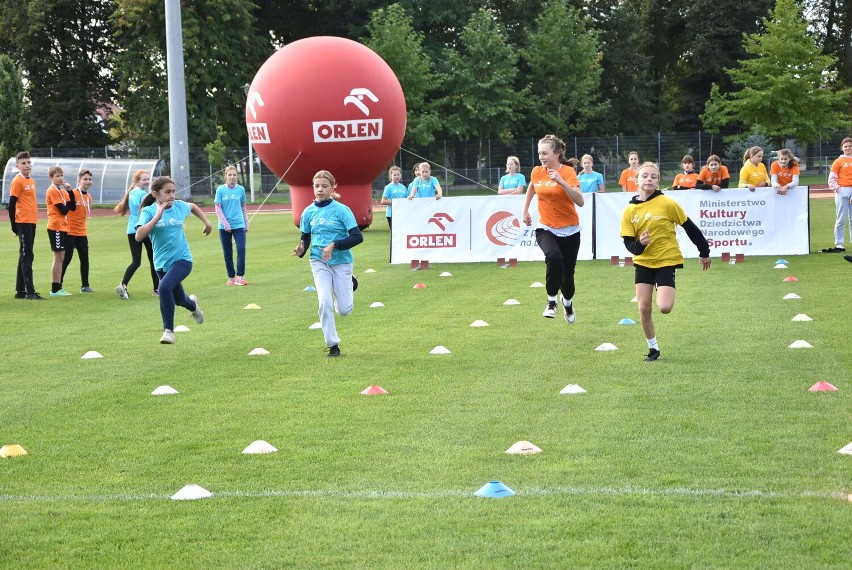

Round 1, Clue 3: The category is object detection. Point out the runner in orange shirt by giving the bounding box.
[62,169,94,292]
[8,151,43,299]
[45,166,76,296]
[522,134,585,323]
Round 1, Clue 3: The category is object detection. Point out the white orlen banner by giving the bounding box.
[390,195,594,264]
[594,187,810,258]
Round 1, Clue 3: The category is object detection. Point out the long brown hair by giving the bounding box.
[113,170,149,216]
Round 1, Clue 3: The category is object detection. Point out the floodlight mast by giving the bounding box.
[164,0,191,197]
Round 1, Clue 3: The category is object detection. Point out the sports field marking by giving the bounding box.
[0,485,844,503]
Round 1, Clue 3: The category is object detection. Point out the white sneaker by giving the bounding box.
[116,283,129,300]
[159,329,175,344]
[189,294,204,324]
[561,295,575,324]
[542,300,557,318]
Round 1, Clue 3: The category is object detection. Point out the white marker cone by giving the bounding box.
[470,320,489,327]
[369,302,385,308]
[248,348,270,356]
[595,343,618,351]
[791,314,812,322]
[170,484,212,501]
[503,299,520,305]
[242,440,278,454]
[788,340,813,348]
[837,442,852,455]
[560,384,587,394]
[244,303,261,309]
[309,322,322,329]
[151,385,179,395]
[81,351,103,359]
[506,441,542,455]
[174,325,190,332]
[783,293,800,300]
[364,268,376,273]
[530,282,544,288]
[430,346,451,354]
[630,296,638,303]
[773,263,788,269]
[439,272,453,277]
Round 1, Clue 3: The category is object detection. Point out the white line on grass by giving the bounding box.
[0,485,845,503]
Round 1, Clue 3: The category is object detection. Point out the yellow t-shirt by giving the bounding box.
[738,162,770,187]
[620,192,688,268]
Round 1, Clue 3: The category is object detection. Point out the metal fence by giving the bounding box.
[25,130,848,202]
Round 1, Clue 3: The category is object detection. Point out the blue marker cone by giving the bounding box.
[775,259,788,265]
[475,480,515,498]
[618,318,636,325]
[303,285,316,292]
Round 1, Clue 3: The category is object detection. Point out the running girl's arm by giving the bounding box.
[214,202,230,232]
[293,232,310,257]
[681,217,711,260]
[554,174,584,207]
[135,204,165,242]
[521,182,535,226]
[622,235,647,255]
[189,203,213,235]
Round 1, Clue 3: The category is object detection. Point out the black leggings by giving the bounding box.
[122,234,159,290]
[61,235,89,287]
[535,229,580,300]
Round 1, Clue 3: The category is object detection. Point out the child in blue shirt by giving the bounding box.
[380,165,408,229]
[577,154,605,193]
[293,170,363,357]
[215,165,249,286]
[136,176,213,344]
[498,156,526,195]
[407,162,442,200]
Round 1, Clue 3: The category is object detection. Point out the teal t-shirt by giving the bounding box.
[499,173,526,192]
[126,188,148,234]
[411,176,440,198]
[300,200,358,266]
[382,182,408,218]
[139,200,193,272]
[578,171,604,193]
[214,184,247,229]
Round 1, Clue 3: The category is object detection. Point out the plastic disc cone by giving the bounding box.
[248,348,270,356]
[475,480,515,498]
[364,268,376,273]
[470,320,489,327]
[618,318,636,325]
[369,302,385,308]
[0,444,27,458]
[81,351,103,359]
[530,282,544,288]
[170,484,213,500]
[244,303,261,309]
[506,441,542,455]
[430,346,451,354]
[595,343,618,351]
[560,384,587,394]
[242,440,278,454]
[413,283,426,289]
[788,340,812,348]
[174,325,190,332]
[808,382,838,392]
[151,385,179,395]
[783,276,798,282]
[303,285,316,292]
[783,293,800,300]
[361,385,389,395]
[503,299,520,305]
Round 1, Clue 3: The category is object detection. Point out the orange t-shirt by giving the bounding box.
[672,171,698,189]
[531,164,580,228]
[697,165,730,187]
[619,167,638,192]
[67,189,91,236]
[9,174,38,224]
[830,156,852,187]
[46,184,70,232]
[770,162,800,187]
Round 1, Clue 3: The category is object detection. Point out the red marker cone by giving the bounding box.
[808,382,838,392]
[783,276,798,282]
[413,283,426,289]
[361,385,388,395]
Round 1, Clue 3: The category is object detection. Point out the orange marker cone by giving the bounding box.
[808,382,838,392]
[361,385,388,395]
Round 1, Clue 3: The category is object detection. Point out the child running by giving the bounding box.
[293,170,363,357]
[621,162,711,361]
[135,176,212,344]
[214,165,249,286]
[522,134,584,323]
[61,169,94,292]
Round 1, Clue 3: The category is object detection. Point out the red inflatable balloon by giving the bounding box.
[246,36,407,228]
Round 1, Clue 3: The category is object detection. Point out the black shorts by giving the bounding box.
[634,263,678,288]
[47,229,68,252]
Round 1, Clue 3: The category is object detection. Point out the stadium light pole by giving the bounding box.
[243,83,255,202]
[164,0,191,197]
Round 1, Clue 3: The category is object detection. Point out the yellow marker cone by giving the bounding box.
[0,444,28,458]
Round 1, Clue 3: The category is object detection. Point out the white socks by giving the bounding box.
[647,337,659,350]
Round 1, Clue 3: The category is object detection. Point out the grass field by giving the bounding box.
[1,197,850,568]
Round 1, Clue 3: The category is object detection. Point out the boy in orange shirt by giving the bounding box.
[62,169,94,292]
[8,151,43,300]
[45,166,76,296]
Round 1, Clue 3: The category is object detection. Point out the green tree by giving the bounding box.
[703,0,852,144]
[363,3,440,147]
[0,0,116,148]
[438,9,528,170]
[0,55,30,158]
[522,1,606,136]
[111,0,270,149]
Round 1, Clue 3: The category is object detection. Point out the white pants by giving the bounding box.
[310,260,354,347]
[834,186,852,247]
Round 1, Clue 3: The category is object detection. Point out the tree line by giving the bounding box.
[0,0,849,163]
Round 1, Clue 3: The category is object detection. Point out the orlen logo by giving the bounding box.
[407,212,456,248]
[313,88,383,143]
[246,91,270,144]
[485,211,522,246]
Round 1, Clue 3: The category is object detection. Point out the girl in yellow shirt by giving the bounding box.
[738,146,770,191]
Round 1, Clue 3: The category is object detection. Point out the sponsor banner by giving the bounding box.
[594,187,809,258]
[391,195,594,264]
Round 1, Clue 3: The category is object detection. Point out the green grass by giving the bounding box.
[1,199,850,568]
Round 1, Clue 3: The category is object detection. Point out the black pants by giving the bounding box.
[61,234,89,287]
[15,223,36,295]
[535,229,580,300]
[122,234,159,290]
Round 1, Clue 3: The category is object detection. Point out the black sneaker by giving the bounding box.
[821,246,845,253]
[845,255,852,264]
[327,344,341,357]
[542,300,557,318]
[352,276,358,292]
[644,348,661,362]
[25,293,45,300]
[14,292,25,299]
